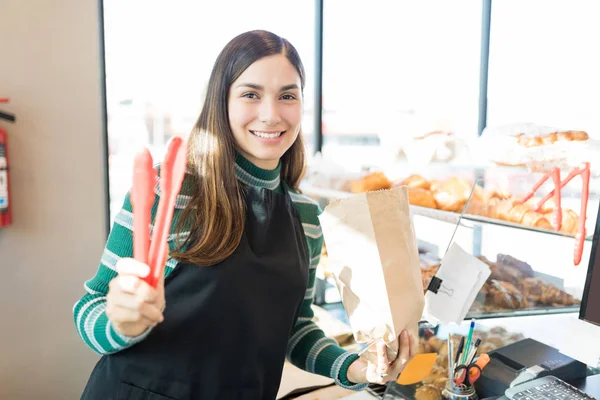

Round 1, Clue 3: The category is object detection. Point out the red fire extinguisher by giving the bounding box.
[0,97,13,227]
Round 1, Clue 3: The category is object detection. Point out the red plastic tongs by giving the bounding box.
[520,162,591,266]
[131,137,187,287]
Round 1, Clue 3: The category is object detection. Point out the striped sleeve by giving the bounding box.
[73,174,191,355]
[73,191,155,354]
[287,190,368,391]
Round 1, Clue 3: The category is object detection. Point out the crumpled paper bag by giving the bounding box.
[319,186,424,363]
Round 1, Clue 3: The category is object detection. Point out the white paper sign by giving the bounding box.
[423,243,491,325]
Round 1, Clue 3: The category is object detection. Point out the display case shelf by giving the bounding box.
[300,183,593,241]
[304,182,591,321]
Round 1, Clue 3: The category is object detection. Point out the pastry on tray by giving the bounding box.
[396,174,431,190]
[431,177,474,212]
[349,171,392,193]
[408,187,438,209]
[477,123,597,172]
[486,280,529,309]
[519,277,579,306]
[419,253,579,312]
[516,130,589,147]
[349,172,582,236]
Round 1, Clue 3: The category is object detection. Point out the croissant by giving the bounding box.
[555,208,579,233]
[486,190,511,202]
[508,203,531,223]
[494,199,517,221]
[485,197,502,219]
[465,197,487,216]
[521,211,553,229]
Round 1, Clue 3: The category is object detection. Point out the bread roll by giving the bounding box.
[350,172,392,193]
[558,130,589,141]
[397,174,430,190]
[432,177,472,212]
[408,187,437,209]
[429,180,442,192]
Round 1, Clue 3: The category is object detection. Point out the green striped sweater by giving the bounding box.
[73,154,367,391]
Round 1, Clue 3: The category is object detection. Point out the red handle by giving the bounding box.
[131,149,155,265]
[146,138,187,288]
[574,163,590,266]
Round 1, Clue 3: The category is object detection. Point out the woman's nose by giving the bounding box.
[259,99,282,126]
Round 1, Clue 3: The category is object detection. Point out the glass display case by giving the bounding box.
[301,164,599,321]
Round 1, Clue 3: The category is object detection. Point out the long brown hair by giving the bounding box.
[172,30,307,266]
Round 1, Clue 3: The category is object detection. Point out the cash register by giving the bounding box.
[475,200,600,399]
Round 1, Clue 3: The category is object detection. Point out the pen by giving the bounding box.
[467,338,482,365]
[448,334,454,379]
[455,336,465,367]
[461,319,476,364]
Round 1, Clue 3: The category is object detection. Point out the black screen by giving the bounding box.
[580,203,600,327]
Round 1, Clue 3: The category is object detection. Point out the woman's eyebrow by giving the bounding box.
[236,83,263,90]
[235,83,299,91]
[280,84,299,91]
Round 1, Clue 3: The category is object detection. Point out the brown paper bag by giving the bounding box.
[318,186,424,363]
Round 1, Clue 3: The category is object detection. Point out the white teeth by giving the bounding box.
[252,131,282,139]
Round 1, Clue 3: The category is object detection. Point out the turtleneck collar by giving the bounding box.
[234,153,281,190]
[181,153,282,194]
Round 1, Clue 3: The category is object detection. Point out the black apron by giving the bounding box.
[81,184,310,400]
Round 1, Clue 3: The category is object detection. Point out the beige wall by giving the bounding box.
[0,0,106,398]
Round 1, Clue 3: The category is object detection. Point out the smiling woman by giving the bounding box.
[74,30,415,400]
[179,31,308,267]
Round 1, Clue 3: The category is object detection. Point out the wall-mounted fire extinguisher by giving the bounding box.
[0,127,11,227]
[0,97,14,227]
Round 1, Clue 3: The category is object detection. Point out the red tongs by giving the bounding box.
[520,162,590,266]
[131,137,187,287]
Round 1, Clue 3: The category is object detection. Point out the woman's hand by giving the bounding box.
[106,258,166,338]
[346,329,416,385]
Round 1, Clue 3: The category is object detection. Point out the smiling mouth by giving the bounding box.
[250,130,285,139]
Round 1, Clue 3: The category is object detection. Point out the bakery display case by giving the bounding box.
[302,161,599,320]
[475,123,600,176]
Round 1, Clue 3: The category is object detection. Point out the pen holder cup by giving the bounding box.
[442,380,479,400]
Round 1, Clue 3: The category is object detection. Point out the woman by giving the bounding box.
[74,30,415,399]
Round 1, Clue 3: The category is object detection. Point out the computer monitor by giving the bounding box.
[579,201,600,327]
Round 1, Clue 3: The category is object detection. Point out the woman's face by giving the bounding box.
[228,54,303,170]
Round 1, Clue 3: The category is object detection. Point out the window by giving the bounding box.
[321,0,482,168]
[487,0,600,137]
[103,0,315,222]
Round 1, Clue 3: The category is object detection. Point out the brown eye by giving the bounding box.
[242,92,259,99]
